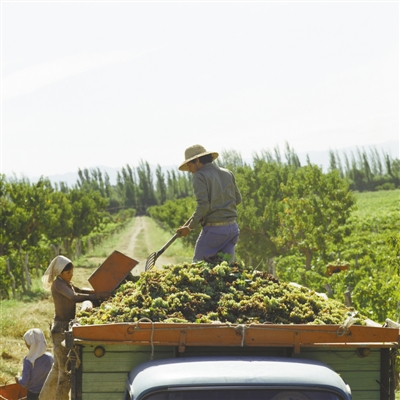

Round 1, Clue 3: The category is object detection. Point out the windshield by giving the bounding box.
[141,388,345,400]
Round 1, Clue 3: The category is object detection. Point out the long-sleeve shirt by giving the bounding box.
[18,353,53,393]
[190,163,242,229]
[51,276,99,323]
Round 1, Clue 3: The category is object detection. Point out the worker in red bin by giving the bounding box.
[16,329,53,400]
[39,255,110,400]
[176,144,242,262]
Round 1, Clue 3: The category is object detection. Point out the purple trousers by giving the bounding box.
[193,222,240,262]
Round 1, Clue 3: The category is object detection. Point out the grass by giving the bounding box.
[353,188,399,213]
[142,217,194,264]
[0,292,54,385]
[0,216,193,384]
[75,218,138,267]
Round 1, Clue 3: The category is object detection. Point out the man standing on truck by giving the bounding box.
[176,144,242,262]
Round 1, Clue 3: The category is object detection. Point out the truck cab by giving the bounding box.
[124,356,352,400]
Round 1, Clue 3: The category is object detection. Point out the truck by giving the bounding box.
[65,251,399,400]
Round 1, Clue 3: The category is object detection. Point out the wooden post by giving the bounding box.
[69,345,83,400]
[24,252,32,290]
[65,331,83,400]
[344,286,352,307]
[6,259,16,299]
[380,348,390,400]
[324,284,333,297]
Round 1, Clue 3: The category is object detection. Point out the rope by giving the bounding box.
[134,318,155,360]
[337,314,357,337]
[65,346,82,375]
[234,324,248,347]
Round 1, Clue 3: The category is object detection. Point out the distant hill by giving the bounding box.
[31,140,398,187]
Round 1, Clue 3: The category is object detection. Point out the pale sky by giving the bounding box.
[1,1,399,179]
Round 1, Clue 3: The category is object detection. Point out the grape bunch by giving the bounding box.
[76,259,365,326]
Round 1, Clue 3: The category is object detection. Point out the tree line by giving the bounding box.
[0,160,196,298]
[1,143,399,310]
[73,161,193,214]
[0,176,133,298]
[53,145,399,212]
[328,146,399,191]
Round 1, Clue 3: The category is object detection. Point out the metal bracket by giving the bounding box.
[178,330,187,353]
[64,330,74,349]
[294,331,301,354]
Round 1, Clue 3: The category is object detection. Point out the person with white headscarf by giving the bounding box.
[16,329,53,400]
[39,255,110,400]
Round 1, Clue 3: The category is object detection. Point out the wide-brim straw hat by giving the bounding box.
[179,144,219,171]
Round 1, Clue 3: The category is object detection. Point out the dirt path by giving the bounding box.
[116,216,174,275]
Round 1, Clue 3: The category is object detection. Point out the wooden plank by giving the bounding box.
[82,372,126,393]
[339,370,380,391]
[183,346,290,358]
[82,393,122,400]
[351,392,380,400]
[81,344,172,353]
[293,348,380,399]
[72,322,399,349]
[82,348,174,373]
[294,348,380,371]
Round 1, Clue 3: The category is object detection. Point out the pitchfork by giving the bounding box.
[145,217,193,271]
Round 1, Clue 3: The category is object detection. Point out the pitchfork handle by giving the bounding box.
[156,217,193,256]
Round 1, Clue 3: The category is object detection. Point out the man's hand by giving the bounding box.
[176,226,191,237]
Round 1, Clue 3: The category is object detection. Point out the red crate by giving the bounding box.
[0,382,27,400]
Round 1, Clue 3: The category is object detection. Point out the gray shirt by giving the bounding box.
[190,163,242,229]
[51,276,98,323]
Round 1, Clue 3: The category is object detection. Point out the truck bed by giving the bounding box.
[69,322,399,400]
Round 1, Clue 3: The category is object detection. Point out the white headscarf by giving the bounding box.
[41,255,72,291]
[24,328,47,366]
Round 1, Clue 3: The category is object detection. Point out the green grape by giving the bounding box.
[75,259,367,326]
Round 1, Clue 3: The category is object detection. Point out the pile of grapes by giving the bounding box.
[77,258,364,326]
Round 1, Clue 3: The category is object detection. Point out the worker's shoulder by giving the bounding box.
[52,276,73,293]
[199,163,233,177]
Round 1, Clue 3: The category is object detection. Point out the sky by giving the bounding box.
[1,0,399,180]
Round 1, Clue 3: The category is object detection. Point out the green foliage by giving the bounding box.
[0,257,11,298]
[235,162,291,265]
[68,188,109,238]
[148,197,198,246]
[235,162,355,270]
[326,190,400,323]
[0,175,136,298]
[274,166,355,269]
[275,254,329,293]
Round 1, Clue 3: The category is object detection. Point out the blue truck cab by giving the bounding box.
[124,356,352,400]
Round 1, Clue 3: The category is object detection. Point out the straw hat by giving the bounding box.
[179,144,219,171]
